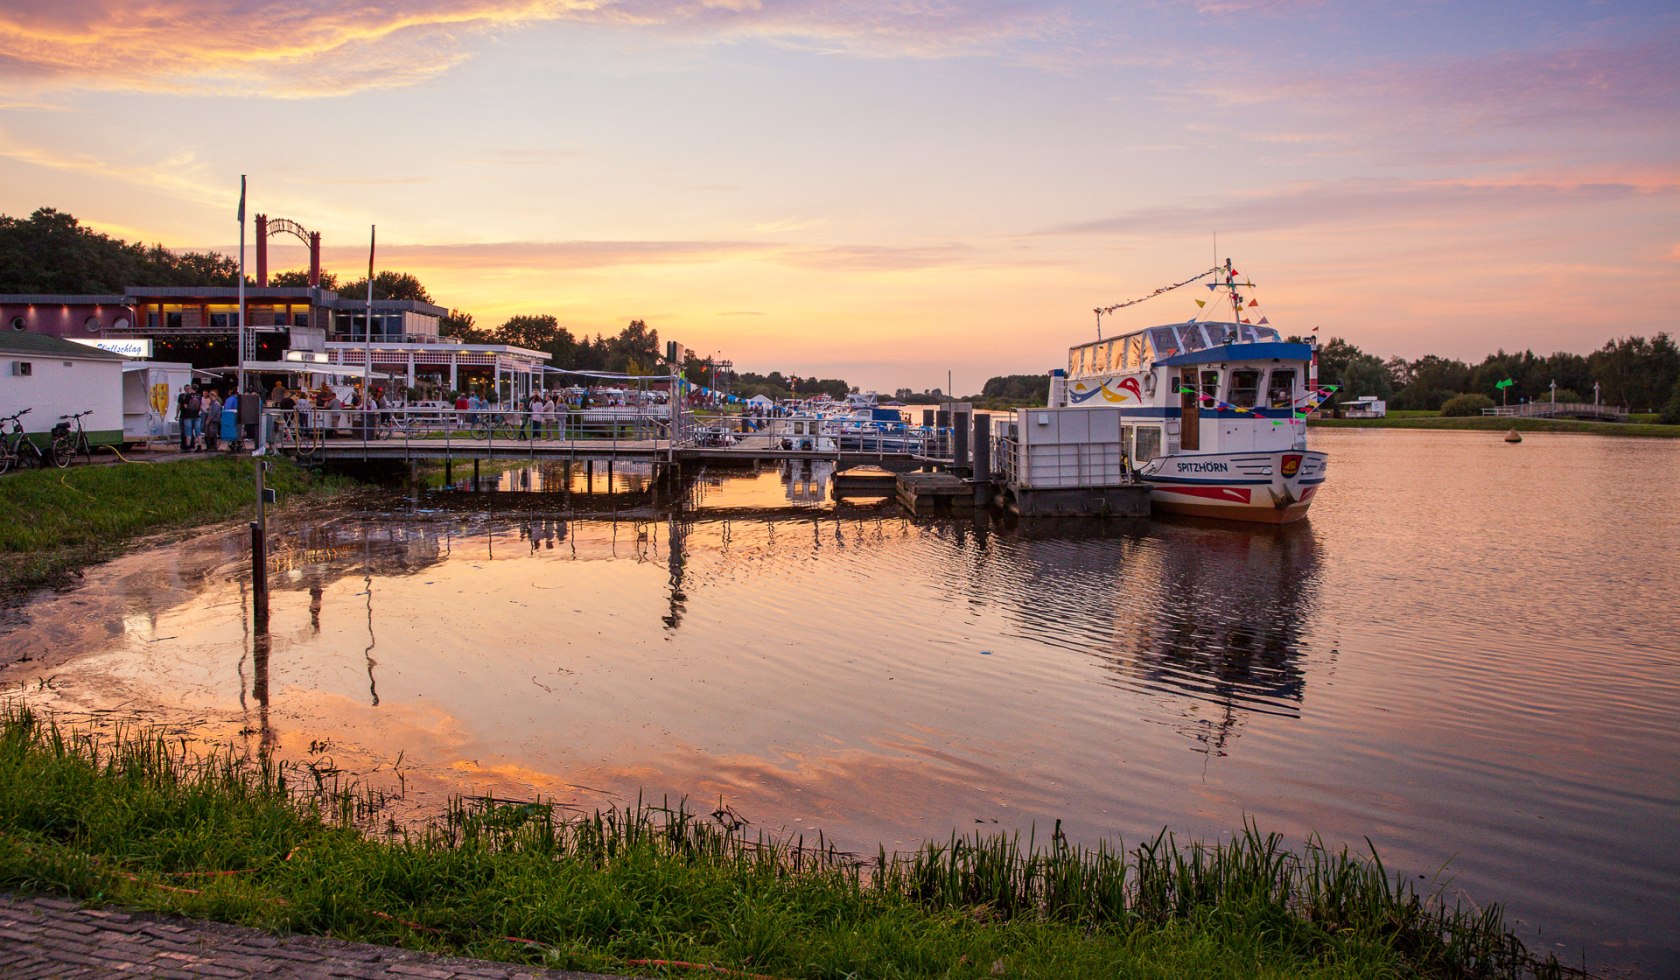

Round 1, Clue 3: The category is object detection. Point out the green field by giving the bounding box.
[0,455,351,597]
[0,705,1573,979]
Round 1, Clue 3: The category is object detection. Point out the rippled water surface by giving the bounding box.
[3,429,1677,973]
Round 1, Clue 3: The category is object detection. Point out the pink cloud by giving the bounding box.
[0,0,1075,96]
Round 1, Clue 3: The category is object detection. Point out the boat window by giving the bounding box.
[1199,369,1221,398]
[1068,350,1080,377]
[1127,335,1145,372]
[1134,425,1162,462]
[1148,327,1178,356]
[1228,368,1261,408]
[1094,343,1111,375]
[1267,369,1297,409]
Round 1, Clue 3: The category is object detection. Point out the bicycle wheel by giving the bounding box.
[51,437,71,467]
[0,443,12,475]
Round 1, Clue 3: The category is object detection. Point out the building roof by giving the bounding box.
[0,294,127,305]
[3,287,448,319]
[0,331,128,360]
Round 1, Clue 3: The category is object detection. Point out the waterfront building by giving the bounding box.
[0,287,549,402]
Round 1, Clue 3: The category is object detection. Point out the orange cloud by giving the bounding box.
[0,1,586,96]
[0,0,1073,97]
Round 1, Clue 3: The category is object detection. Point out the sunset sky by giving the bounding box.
[3,1,1676,392]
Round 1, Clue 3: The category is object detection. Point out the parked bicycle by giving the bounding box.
[0,409,51,473]
[469,412,524,440]
[50,410,95,467]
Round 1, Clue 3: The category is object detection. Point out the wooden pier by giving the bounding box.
[270,406,1153,521]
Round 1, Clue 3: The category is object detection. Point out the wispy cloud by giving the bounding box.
[0,126,224,206]
[1042,174,1680,238]
[0,0,1076,97]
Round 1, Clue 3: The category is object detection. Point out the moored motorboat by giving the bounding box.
[1051,260,1333,524]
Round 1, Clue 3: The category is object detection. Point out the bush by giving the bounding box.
[1661,382,1680,425]
[1440,393,1495,417]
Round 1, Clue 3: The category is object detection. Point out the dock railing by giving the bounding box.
[262,403,672,458]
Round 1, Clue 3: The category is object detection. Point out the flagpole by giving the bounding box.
[364,224,375,443]
[236,175,247,397]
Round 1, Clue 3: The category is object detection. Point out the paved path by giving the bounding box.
[0,893,631,979]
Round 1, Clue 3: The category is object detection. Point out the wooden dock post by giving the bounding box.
[952,402,971,476]
[971,412,992,506]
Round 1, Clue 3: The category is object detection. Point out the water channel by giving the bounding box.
[1,428,1676,974]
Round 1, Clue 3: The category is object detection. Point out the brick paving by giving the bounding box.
[0,893,634,979]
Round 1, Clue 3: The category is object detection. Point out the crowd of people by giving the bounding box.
[171,380,680,451]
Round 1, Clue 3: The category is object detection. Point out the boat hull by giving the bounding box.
[1141,450,1328,525]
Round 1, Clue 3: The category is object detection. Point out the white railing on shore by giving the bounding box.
[1481,402,1627,419]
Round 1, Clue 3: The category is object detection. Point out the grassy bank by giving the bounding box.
[0,456,351,597]
[0,706,1573,979]
[1310,415,1680,437]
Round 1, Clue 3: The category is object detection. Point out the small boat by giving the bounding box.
[1051,260,1331,524]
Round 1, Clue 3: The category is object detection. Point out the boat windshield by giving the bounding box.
[1069,322,1280,379]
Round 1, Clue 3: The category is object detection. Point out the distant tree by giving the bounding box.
[1590,334,1679,411]
[1338,358,1392,402]
[439,308,488,343]
[268,268,341,291]
[495,314,578,368]
[1660,379,1680,425]
[336,270,434,303]
[0,206,239,291]
[609,319,660,375]
[980,374,1052,405]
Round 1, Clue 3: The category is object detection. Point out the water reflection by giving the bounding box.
[4,431,1675,974]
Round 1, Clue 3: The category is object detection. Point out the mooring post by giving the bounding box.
[472,457,480,490]
[445,457,452,485]
[972,412,992,506]
[952,402,971,476]
[251,458,269,627]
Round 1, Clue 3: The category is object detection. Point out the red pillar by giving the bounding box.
[256,214,269,287]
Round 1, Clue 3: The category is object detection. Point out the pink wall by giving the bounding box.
[1,301,130,339]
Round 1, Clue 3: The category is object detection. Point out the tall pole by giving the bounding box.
[365,224,375,429]
[237,175,247,397]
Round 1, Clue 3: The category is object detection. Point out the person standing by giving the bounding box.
[176,384,200,452]
[239,385,260,445]
[202,389,223,452]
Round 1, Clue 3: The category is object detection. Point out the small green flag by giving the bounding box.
[1495,378,1514,389]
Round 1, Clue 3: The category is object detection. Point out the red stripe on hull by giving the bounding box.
[1154,484,1253,504]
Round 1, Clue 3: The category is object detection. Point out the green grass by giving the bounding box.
[0,456,352,596]
[0,705,1576,979]
[1310,415,1680,437]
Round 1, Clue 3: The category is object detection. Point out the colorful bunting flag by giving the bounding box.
[1194,299,1206,308]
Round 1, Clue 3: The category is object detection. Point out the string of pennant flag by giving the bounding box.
[1175,384,1341,425]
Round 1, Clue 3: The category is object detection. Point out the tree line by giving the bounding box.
[0,207,850,396]
[1310,334,1680,418]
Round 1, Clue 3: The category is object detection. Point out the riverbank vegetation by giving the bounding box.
[0,455,350,597]
[0,705,1576,979]
[1309,415,1680,438]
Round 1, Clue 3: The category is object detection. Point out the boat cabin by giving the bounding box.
[1052,321,1313,461]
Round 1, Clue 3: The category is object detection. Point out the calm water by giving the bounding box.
[2,429,1676,974]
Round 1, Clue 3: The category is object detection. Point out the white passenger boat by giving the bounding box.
[1051,262,1330,524]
